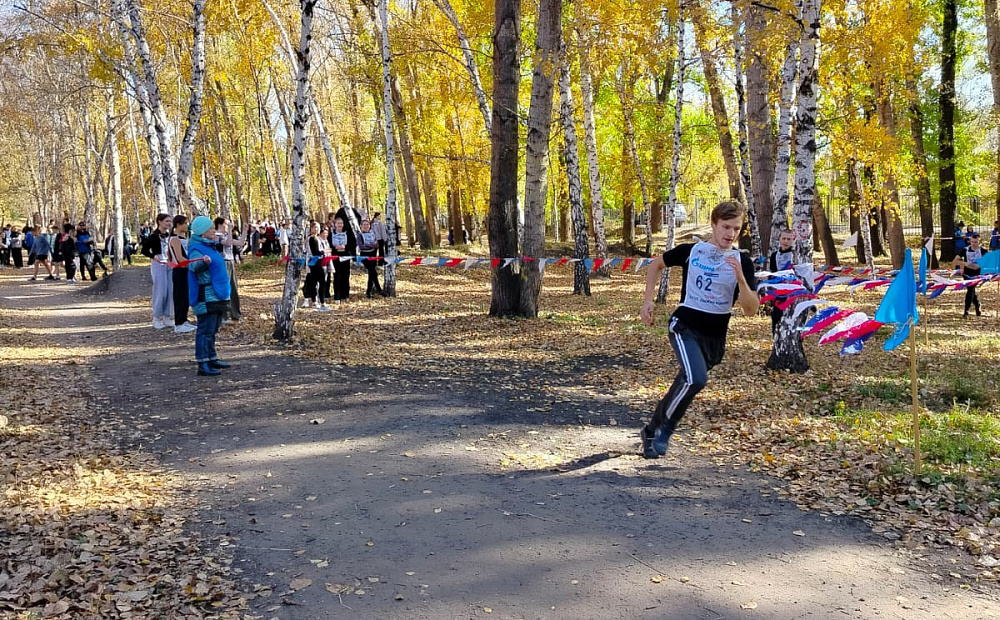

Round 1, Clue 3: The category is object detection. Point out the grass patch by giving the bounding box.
[238,255,281,274]
[837,405,1000,474]
[854,377,909,404]
[933,375,994,410]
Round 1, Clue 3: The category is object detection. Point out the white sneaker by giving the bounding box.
[317,305,332,312]
[301,299,311,308]
[173,322,197,334]
[153,318,170,329]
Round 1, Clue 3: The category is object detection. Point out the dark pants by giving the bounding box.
[12,248,22,268]
[362,254,382,296]
[965,285,981,315]
[647,318,725,436]
[80,252,96,280]
[65,257,76,280]
[770,305,782,334]
[304,263,328,304]
[194,310,224,363]
[332,258,350,301]
[172,267,190,325]
[225,260,241,319]
[0,248,8,265]
[93,251,108,274]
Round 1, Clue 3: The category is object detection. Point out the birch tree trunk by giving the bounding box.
[488,0,522,316]
[577,29,609,277]
[126,0,179,215]
[733,4,762,260]
[108,101,124,272]
[125,98,152,221]
[558,41,590,296]
[791,0,821,264]
[378,0,399,296]
[177,0,207,215]
[519,0,561,317]
[657,14,685,304]
[769,0,822,374]
[273,0,317,341]
[430,0,491,135]
[850,162,876,273]
[770,40,798,253]
[693,9,740,200]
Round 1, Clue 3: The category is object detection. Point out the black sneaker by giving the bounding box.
[640,426,659,459]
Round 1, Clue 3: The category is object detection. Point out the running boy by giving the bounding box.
[638,201,759,458]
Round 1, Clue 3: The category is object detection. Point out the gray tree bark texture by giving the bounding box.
[519,0,561,317]
[558,42,590,296]
[939,0,958,262]
[273,0,316,342]
[746,5,775,252]
[488,0,522,316]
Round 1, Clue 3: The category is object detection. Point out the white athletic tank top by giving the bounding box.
[680,241,739,315]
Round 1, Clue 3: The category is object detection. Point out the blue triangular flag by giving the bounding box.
[980,249,1000,275]
[918,248,927,295]
[874,248,918,351]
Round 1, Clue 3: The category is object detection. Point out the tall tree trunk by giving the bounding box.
[378,0,399,295]
[746,4,775,252]
[877,88,906,269]
[657,14,685,304]
[431,0,491,135]
[558,43,590,295]
[488,0,522,316]
[215,83,251,226]
[693,10,740,200]
[850,161,876,272]
[422,169,441,245]
[108,101,124,272]
[813,190,838,266]
[519,0,561,317]
[987,0,1000,220]
[390,79,433,248]
[848,162,865,263]
[273,0,316,341]
[771,40,798,252]
[622,135,635,250]
[577,29,609,275]
[125,98,152,220]
[939,0,958,262]
[177,0,207,215]
[907,77,938,267]
[733,3,762,260]
[620,84,653,256]
[770,0,822,374]
[126,0,179,215]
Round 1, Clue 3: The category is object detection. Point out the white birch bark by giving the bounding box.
[657,13,685,304]
[177,0,207,216]
[126,0,179,215]
[379,0,399,296]
[770,39,798,254]
[273,0,316,341]
[558,42,590,296]
[125,98,152,220]
[108,101,124,272]
[733,4,762,260]
[577,30,609,277]
[520,0,561,317]
[791,0,821,263]
[430,0,491,135]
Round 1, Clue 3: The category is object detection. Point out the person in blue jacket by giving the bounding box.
[187,216,232,377]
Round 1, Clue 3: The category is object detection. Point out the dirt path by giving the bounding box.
[3,267,998,620]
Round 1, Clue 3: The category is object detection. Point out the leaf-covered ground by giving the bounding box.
[231,247,1000,585]
[0,276,247,619]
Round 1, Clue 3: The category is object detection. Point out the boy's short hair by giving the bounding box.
[971,233,981,239]
[213,217,226,228]
[711,200,745,224]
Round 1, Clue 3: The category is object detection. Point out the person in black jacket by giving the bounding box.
[766,227,796,333]
[954,232,987,317]
[302,221,331,311]
[329,217,351,302]
[141,213,174,329]
[638,201,760,459]
[60,224,78,283]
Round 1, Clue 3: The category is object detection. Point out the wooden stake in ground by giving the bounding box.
[909,318,921,475]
